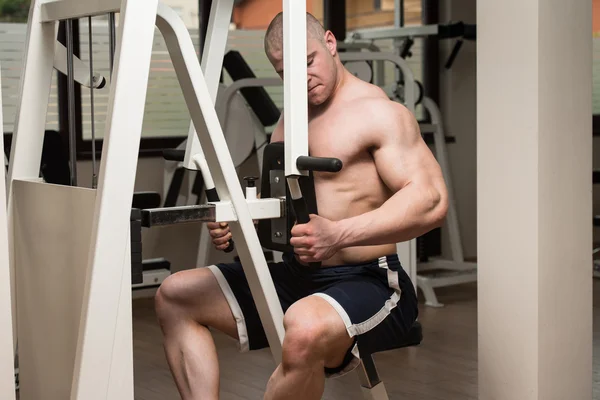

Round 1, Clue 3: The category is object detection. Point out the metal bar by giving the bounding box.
[53,42,106,89]
[68,0,158,397]
[5,4,56,365]
[141,204,217,227]
[155,2,285,363]
[324,0,346,41]
[66,19,78,186]
[108,13,116,76]
[350,24,438,41]
[422,97,463,261]
[0,64,17,400]
[217,77,282,122]
[422,0,440,103]
[395,0,404,27]
[183,0,233,171]
[394,0,403,85]
[283,0,308,177]
[198,0,212,56]
[141,198,284,228]
[357,356,381,388]
[41,0,121,23]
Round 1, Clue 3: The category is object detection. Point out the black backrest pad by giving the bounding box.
[257,142,317,253]
[223,50,281,127]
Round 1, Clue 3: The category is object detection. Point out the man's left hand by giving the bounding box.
[290,214,341,263]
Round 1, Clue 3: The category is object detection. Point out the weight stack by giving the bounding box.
[130,209,144,285]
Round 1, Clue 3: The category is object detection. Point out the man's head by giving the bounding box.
[264,12,341,107]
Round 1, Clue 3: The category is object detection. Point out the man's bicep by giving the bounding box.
[373,138,429,193]
[372,107,444,194]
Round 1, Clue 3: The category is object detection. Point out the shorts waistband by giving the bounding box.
[282,252,402,270]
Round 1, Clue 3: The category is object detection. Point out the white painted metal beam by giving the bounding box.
[155,2,285,363]
[0,65,16,400]
[41,0,121,22]
[283,0,308,177]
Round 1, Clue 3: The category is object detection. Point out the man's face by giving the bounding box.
[269,33,337,107]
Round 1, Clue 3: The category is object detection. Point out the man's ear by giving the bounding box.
[324,30,337,56]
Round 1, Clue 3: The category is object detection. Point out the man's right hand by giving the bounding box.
[207,222,233,251]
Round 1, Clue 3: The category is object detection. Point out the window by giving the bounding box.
[0,22,59,135]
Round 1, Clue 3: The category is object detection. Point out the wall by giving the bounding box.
[232,0,317,29]
[232,0,421,31]
[438,0,477,259]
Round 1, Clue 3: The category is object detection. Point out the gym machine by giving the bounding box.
[5,1,420,400]
[0,65,17,400]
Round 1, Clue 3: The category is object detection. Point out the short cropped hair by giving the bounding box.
[264,12,326,57]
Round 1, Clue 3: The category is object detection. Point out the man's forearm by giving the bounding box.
[335,183,447,248]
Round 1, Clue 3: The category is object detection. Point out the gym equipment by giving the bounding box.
[0,66,17,400]
[416,97,477,307]
[223,50,281,128]
[53,41,107,90]
[8,0,180,398]
[7,1,420,399]
[86,16,98,189]
[349,21,476,70]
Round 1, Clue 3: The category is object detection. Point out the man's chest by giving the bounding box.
[307,114,373,168]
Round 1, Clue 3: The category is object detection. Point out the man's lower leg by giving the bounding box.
[161,320,220,400]
[263,354,326,400]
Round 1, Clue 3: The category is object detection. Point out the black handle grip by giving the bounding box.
[163,149,185,162]
[296,156,343,173]
[291,197,320,269]
[205,188,235,253]
[439,21,465,39]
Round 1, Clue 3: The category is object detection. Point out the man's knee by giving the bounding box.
[154,269,214,322]
[281,297,352,370]
[155,272,185,307]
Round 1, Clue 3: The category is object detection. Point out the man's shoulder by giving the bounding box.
[338,96,420,149]
[344,96,415,129]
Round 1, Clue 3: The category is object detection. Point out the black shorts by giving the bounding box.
[208,252,418,378]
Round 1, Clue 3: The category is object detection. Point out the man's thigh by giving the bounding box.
[209,259,306,352]
[305,256,418,377]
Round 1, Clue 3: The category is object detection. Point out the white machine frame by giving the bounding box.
[8,0,285,398]
[6,1,417,400]
[0,65,18,400]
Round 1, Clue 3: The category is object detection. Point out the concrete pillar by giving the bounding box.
[478,1,592,399]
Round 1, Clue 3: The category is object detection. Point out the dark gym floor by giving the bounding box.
[130,279,600,400]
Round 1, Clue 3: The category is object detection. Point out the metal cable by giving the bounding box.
[109,13,116,77]
[66,19,78,186]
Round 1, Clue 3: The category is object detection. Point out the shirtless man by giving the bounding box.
[155,12,448,400]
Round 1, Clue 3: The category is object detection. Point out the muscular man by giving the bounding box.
[155,12,448,400]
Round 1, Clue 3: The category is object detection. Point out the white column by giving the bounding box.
[477,0,592,399]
